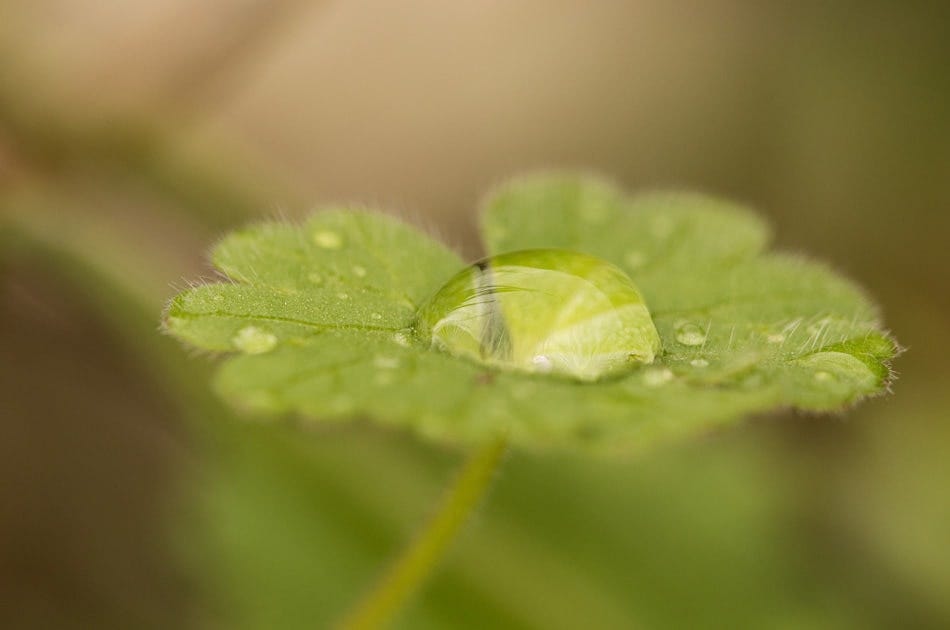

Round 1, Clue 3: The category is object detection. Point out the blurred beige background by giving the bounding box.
[1,1,948,628]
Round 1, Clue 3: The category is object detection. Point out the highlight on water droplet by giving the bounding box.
[392,331,411,347]
[674,321,707,346]
[232,325,278,354]
[313,230,342,249]
[415,249,662,381]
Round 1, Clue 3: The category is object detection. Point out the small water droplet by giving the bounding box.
[690,358,709,368]
[675,321,707,346]
[371,312,383,320]
[313,230,342,249]
[373,355,400,370]
[352,265,367,278]
[624,250,647,270]
[337,292,349,300]
[232,325,277,354]
[643,367,674,387]
[392,332,411,347]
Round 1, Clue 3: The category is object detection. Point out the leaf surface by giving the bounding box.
[166,176,898,452]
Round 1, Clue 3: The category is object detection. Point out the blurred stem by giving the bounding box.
[338,434,510,630]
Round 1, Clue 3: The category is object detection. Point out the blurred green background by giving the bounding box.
[1,2,948,628]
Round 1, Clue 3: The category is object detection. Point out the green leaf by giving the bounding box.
[165,175,898,453]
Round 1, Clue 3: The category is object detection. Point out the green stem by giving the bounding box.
[337,434,510,630]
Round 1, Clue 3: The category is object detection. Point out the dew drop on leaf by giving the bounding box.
[415,249,662,381]
[232,325,278,354]
[674,321,707,346]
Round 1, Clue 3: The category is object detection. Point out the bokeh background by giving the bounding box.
[2,2,949,628]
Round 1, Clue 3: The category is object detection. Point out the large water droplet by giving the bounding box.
[415,249,661,381]
[232,325,278,354]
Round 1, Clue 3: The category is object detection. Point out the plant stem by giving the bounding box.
[337,434,510,630]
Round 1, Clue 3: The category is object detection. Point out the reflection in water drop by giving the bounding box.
[415,249,661,381]
[233,325,278,354]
